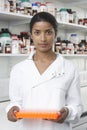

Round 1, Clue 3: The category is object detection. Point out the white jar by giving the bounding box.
[32,3,39,15]
[21,0,32,15]
[40,4,47,12]
[56,11,61,22]
[0,0,4,11]
[60,8,69,23]
[67,43,74,54]
[4,0,10,12]
[46,2,56,16]
[21,0,31,7]
[70,34,79,44]
[0,33,12,53]
[12,39,19,54]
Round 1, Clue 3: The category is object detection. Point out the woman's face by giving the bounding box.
[31,21,56,53]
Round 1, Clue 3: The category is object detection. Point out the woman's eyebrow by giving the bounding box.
[33,28,53,31]
[33,29,40,31]
[45,29,53,31]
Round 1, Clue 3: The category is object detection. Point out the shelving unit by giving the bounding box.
[57,6,87,124]
[0,0,87,102]
[0,11,31,102]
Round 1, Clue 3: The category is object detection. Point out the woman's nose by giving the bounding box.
[40,33,46,41]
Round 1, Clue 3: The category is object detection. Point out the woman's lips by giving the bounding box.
[39,43,47,47]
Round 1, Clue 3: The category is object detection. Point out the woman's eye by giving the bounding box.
[34,31,40,35]
[46,30,53,35]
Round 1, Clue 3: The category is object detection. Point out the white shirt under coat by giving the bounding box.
[6,53,83,130]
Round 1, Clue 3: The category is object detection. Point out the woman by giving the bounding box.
[6,12,83,130]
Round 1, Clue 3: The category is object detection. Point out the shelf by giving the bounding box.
[0,53,87,57]
[0,54,29,57]
[58,54,87,58]
[0,11,32,25]
[58,22,87,32]
[0,11,87,29]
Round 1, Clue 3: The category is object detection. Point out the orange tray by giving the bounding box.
[15,111,61,119]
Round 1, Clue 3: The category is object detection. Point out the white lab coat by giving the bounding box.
[6,53,83,130]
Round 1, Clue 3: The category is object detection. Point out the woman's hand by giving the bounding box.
[49,107,69,123]
[56,107,69,123]
[7,106,20,122]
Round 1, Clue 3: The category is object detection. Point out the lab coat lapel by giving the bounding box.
[32,54,65,88]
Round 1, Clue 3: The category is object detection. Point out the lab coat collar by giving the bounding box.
[27,52,65,88]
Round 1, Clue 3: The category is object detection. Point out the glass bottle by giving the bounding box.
[78,40,86,54]
[5,43,11,53]
[0,43,2,53]
[55,37,62,53]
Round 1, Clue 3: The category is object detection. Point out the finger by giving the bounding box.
[7,106,20,122]
[12,106,20,112]
[56,112,65,123]
[7,111,17,122]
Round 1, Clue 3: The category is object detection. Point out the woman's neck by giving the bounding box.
[33,51,56,62]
